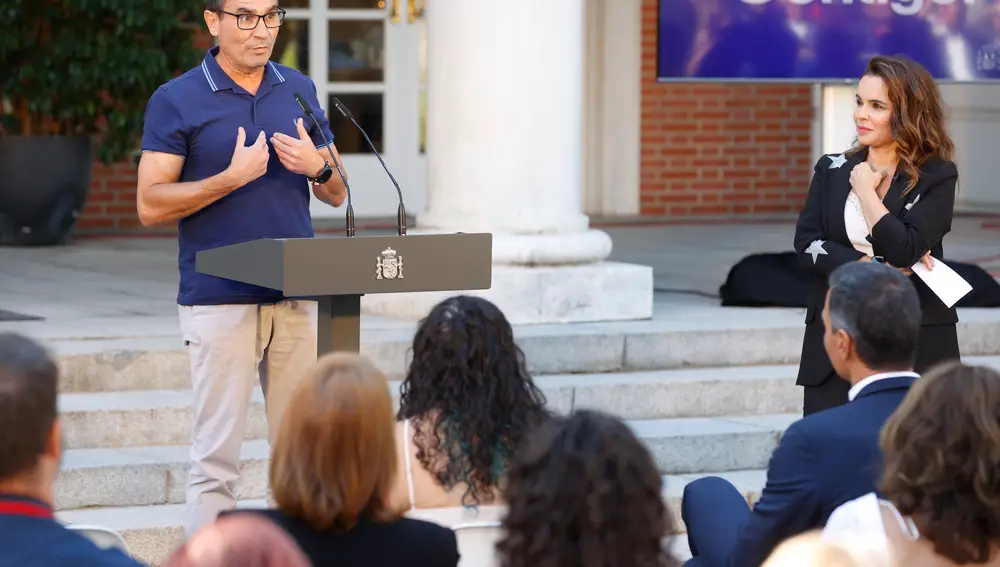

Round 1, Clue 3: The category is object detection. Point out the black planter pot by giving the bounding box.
[0,135,92,246]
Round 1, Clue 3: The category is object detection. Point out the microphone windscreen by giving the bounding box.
[294,92,313,115]
[331,97,353,119]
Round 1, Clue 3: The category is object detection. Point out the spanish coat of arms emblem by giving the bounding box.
[375,247,403,280]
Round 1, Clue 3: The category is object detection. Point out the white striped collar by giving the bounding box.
[200,46,287,92]
[267,61,286,83]
[200,58,220,92]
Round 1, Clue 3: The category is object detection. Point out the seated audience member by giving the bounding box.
[163,514,310,567]
[224,352,460,567]
[681,262,923,567]
[824,361,1000,567]
[496,409,682,567]
[391,295,550,520]
[0,333,143,566]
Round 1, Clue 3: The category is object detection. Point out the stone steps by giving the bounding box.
[52,310,1000,393]
[53,411,792,513]
[57,471,762,565]
[55,441,270,511]
[56,361,812,450]
[56,356,1000,450]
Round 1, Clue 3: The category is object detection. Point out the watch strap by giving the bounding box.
[308,161,332,184]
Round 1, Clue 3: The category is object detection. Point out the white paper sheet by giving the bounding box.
[910,256,973,308]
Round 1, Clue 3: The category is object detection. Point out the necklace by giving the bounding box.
[867,157,897,197]
[866,156,898,174]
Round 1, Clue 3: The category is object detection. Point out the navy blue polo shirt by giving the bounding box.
[141,45,335,306]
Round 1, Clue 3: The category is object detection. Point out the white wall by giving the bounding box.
[581,0,641,217]
[939,84,1000,211]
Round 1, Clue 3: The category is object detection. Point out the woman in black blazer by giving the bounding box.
[793,55,961,415]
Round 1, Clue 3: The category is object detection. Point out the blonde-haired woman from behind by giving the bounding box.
[220,352,461,567]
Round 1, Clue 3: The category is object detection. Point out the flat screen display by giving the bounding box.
[656,0,1000,81]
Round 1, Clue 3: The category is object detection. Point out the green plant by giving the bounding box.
[0,0,207,163]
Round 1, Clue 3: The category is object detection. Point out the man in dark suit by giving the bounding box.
[680,261,922,567]
[0,333,142,566]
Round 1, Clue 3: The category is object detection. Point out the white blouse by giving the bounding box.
[844,190,874,257]
[822,492,920,565]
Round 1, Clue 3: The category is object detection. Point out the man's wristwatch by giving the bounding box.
[308,161,333,185]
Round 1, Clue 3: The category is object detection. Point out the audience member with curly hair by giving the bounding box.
[496,409,681,567]
[389,295,550,518]
[824,361,1000,566]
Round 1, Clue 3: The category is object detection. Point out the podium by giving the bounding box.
[196,233,492,356]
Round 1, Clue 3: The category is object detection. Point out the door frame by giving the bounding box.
[282,3,427,220]
[582,0,642,217]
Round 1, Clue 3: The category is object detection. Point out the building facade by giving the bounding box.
[82,0,1000,232]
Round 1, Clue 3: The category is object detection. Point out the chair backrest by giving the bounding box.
[67,524,131,555]
[452,521,503,567]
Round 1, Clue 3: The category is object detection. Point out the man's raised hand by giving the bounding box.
[272,118,324,177]
[226,127,269,188]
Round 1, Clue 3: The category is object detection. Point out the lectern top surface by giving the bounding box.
[195,232,493,297]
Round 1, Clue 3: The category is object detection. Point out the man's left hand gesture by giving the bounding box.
[272,118,325,178]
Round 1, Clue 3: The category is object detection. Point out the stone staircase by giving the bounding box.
[49,307,1000,565]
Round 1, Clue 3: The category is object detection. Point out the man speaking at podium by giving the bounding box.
[135,0,347,536]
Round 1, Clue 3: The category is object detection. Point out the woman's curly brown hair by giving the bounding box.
[879,361,1000,564]
[847,55,955,195]
[496,410,680,567]
[397,295,550,507]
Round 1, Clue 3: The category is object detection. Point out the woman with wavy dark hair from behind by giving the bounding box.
[389,295,550,521]
[823,361,1000,566]
[497,409,681,567]
[793,54,961,415]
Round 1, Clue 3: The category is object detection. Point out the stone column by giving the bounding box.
[362,0,652,324]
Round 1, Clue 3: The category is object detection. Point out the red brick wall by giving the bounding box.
[78,32,214,232]
[81,161,144,231]
[639,0,814,217]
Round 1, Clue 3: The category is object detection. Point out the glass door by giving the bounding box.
[275,0,427,220]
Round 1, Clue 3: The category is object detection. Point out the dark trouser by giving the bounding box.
[802,323,961,416]
[681,477,751,567]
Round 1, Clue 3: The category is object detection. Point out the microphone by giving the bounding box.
[331,97,407,236]
[294,92,355,237]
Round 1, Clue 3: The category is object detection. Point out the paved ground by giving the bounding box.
[1,216,998,341]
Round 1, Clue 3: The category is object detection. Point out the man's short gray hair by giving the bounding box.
[827,262,922,369]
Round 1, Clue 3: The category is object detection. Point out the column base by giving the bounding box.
[361,261,653,325]
[402,227,613,265]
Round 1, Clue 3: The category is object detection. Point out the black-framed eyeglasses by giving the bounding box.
[216,9,286,30]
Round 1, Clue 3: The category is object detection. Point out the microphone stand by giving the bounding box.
[331,97,407,236]
[296,94,355,237]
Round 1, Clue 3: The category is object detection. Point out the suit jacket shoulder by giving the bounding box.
[811,151,861,187]
[916,156,958,182]
[813,152,848,173]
